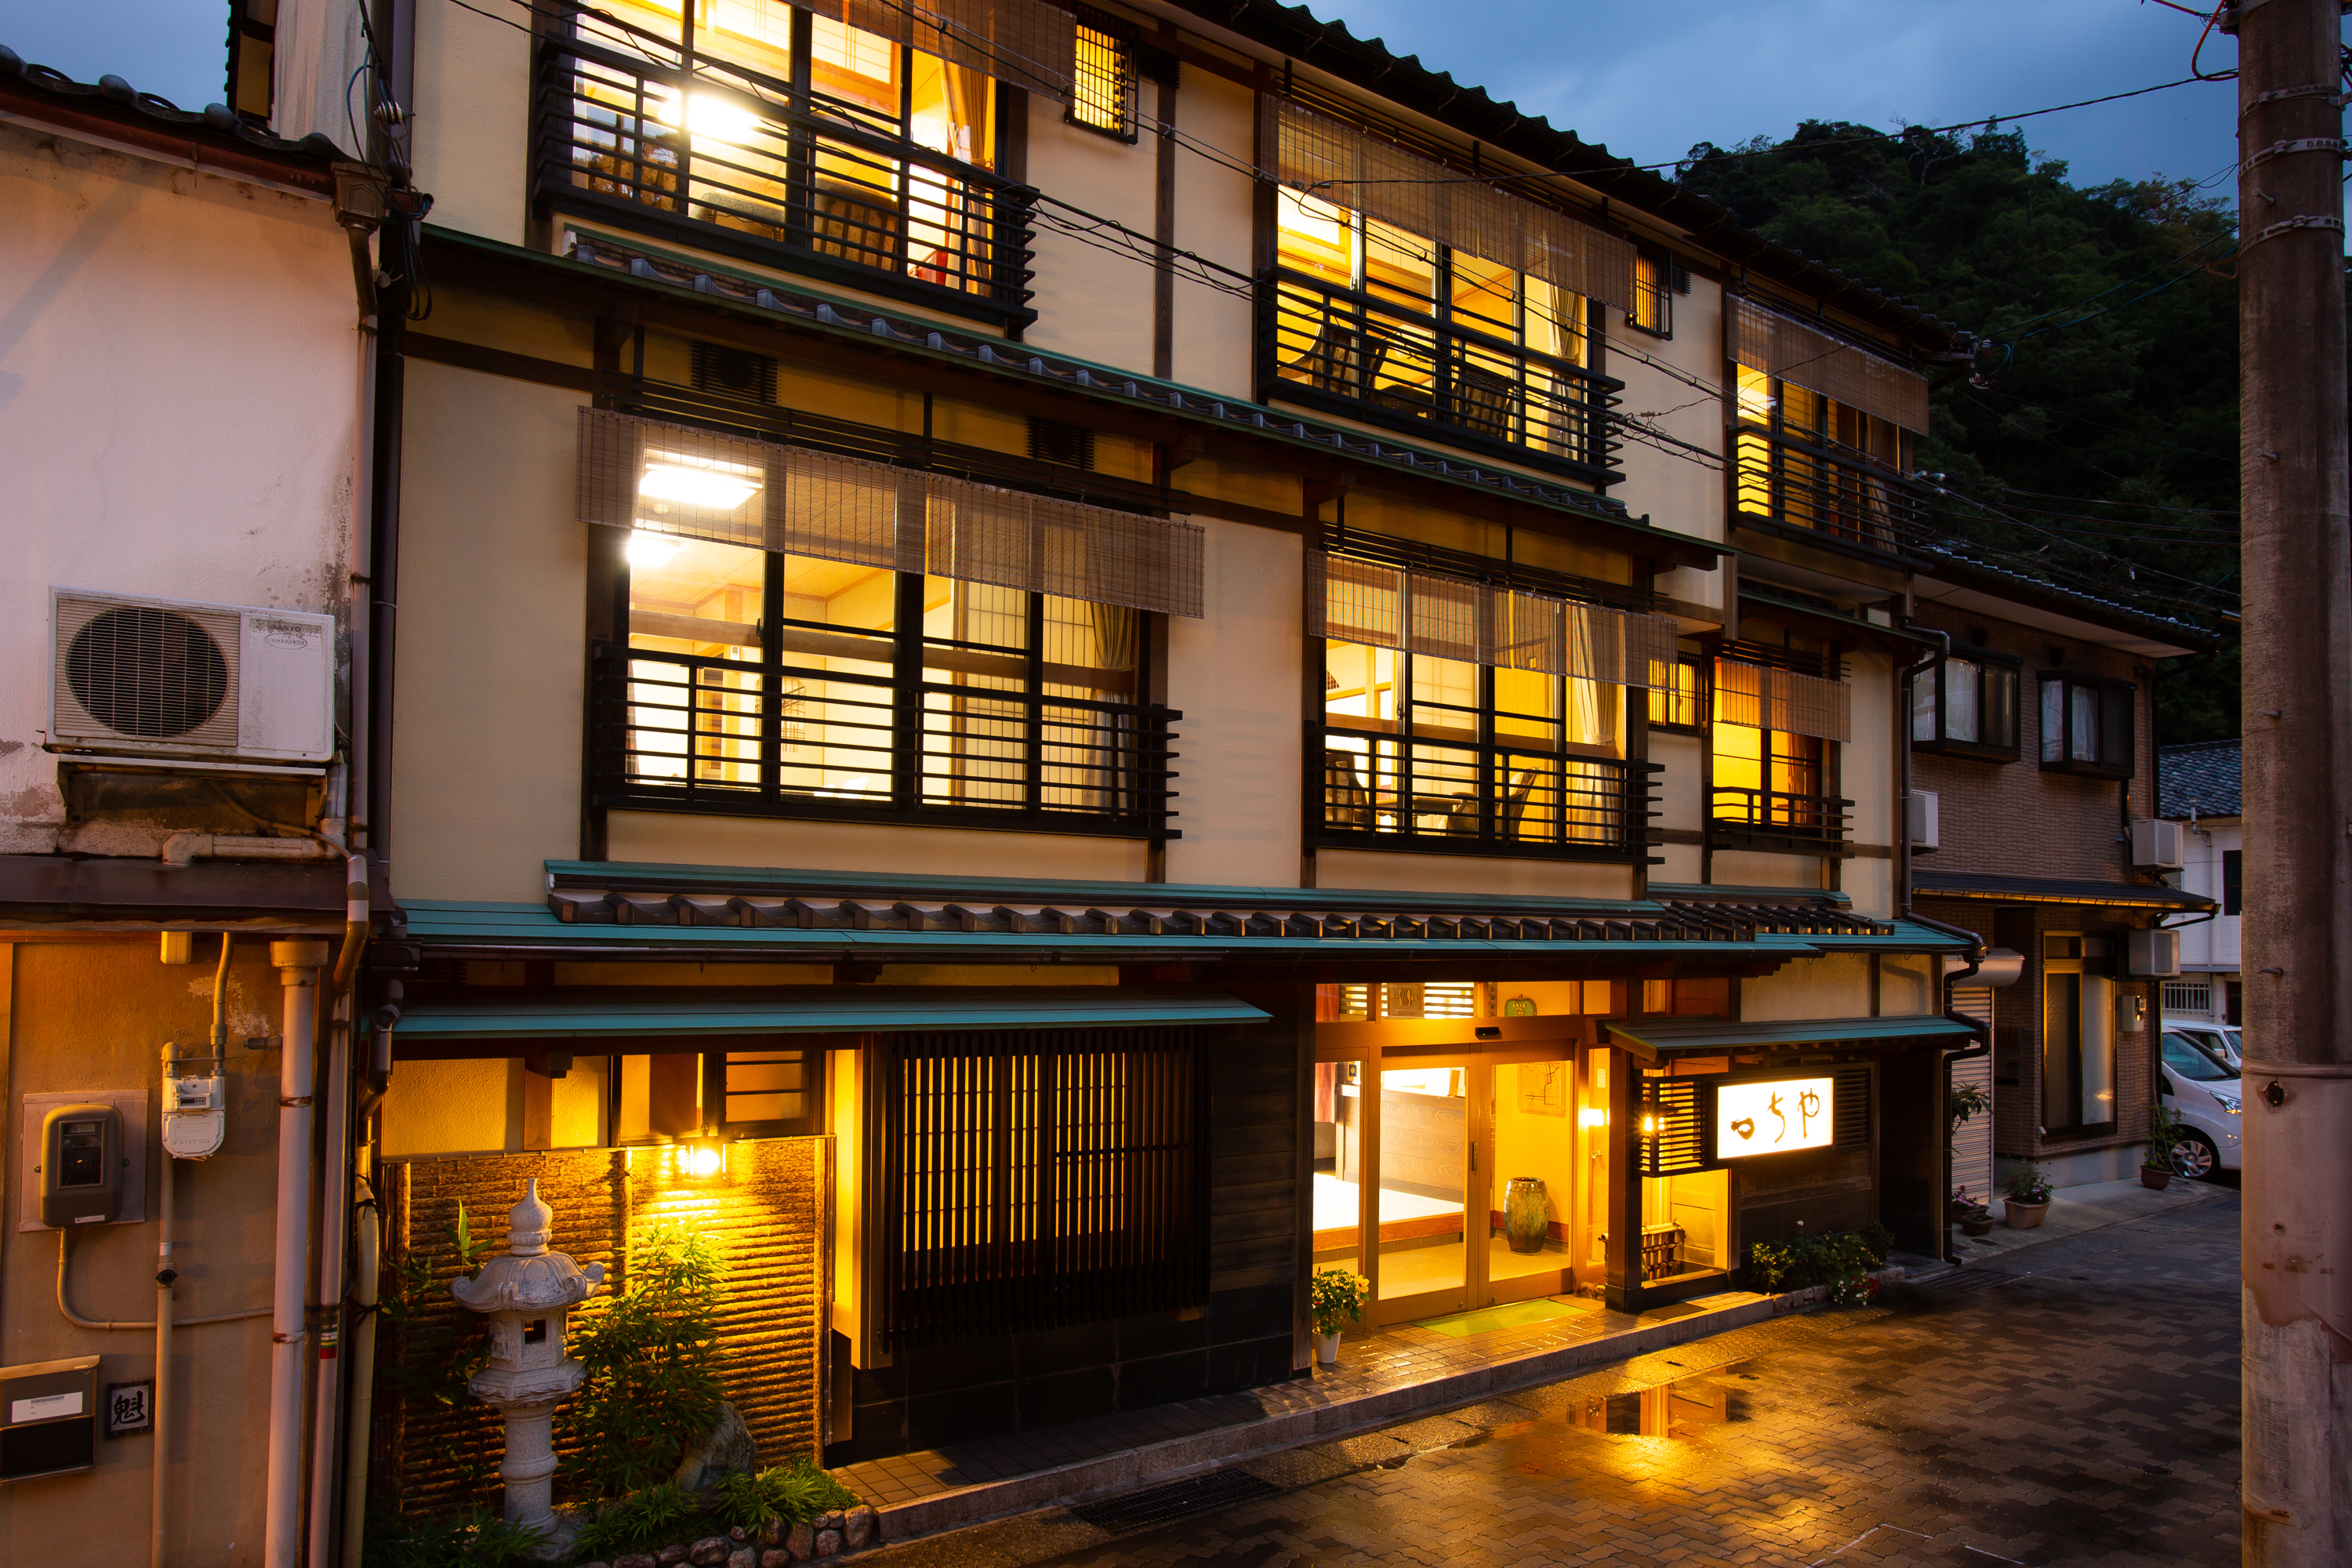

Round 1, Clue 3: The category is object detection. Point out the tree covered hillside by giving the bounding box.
[1678,122,2241,743]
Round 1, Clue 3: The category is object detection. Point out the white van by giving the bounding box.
[2164,1017,2241,1073]
[2159,1027,2241,1179]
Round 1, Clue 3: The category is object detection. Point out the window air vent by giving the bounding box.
[1027,417,1097,470]
[49,590,333,764]
[691,342,779,404]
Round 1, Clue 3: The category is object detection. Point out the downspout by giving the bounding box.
[342,992,400,1568]
[264,940,329,1568]
[1907,910,1991,1265]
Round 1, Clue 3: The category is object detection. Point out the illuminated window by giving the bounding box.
[1628,250,1672,336]
[1067,8,1138,142]
[810,13,897,83]
[1647,654,1706,732]
[1910,645,2020,760]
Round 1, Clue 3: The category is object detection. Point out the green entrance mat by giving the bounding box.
[1414,1298,1585,1337]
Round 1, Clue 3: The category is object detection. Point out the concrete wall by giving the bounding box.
[1741,953,1874,1022]
[1021,96,1160,372]
[408,0,531,246]
[1165,521,1301,887]
[1167,68,1258,399]
[391,362,588,902]
[0,938,288,1566]
[0,124,358,855]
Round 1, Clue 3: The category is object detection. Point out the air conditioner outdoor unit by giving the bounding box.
[1905,789,1940,851]
[49,589,333,765]
[2127,927,2182,978]
[2130,818,2185,869]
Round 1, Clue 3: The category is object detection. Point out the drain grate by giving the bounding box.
[1069,1468,1279,1534]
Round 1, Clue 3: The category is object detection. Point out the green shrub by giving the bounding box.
[570,1482,706,1558]
[711,1459,861,1534]
[561,1222,725,1500]
[363,1504,546,1568]
[1744,1226,1892,1293]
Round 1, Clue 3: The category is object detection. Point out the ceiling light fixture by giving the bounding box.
[639,450,764,510]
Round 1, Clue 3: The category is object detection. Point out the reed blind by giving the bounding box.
[1727,296,1931,434]
[870,1026,1208,1349]
[804,0,1078,100]
[1309,550,1679,691]
[1713,656,1852,742]
[579,407,1204,617]
[1267,96,1638,313]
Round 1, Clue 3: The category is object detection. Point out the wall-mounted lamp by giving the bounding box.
[681,1139,726,1180]
[1639,1114,1658,1136]
[1579,1107,1608,1129]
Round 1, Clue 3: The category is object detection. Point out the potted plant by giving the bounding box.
[2002,1163,2053,1229]
[1950,1186,1994,1237]
[2141,1104,2184,1190]
[1309,1267,1370,1365]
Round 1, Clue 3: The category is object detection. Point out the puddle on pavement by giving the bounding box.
[1570,1361,1756,1439]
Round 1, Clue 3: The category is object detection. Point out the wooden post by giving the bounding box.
[1602,1045,1643,1313]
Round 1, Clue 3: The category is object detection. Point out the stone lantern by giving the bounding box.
[452,1179,606,1554]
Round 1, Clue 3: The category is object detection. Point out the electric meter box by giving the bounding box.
[161,1052,227,1161]
[38,1106,123,1229]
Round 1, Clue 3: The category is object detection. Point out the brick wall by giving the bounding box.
[1909,608,2156,880]
[381,1139,826,1518]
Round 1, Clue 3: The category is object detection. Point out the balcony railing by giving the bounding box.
[1708,786,1852,851]
[593,644,1179,838]
[1260,270,1622,483]
[535,34,1036,325]
[1312,723,1655,861]
[1731,423,1926,554]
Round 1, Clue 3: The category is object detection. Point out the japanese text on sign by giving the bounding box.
[1715,1076,1834,1158]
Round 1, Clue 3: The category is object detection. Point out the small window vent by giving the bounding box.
[1027,417,1096,470]
[691,342,778,404]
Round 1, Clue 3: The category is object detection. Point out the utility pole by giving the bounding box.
[2234,0,2352,1563]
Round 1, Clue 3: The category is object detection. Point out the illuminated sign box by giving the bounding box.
[1714,1076,1835,1159]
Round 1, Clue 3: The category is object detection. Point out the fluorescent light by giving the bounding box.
[626,531,683,568]
[639,449,763,511]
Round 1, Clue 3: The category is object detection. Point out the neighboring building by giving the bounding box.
[1907,583,2218,1192]
[2159,739,2242,1024]
[0,0,2228,1555]
[0,31,376,1568]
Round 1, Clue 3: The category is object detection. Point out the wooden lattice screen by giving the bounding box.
[873,1027,1208,1349]
[1639,1077,1707,1176]
[377,1140,827,1518]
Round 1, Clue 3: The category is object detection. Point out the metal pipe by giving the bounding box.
[308,993,355,1568]
[54,1227,268,1331]
[264,939,328,1568]
[151,1133,171,1568]
[340,1147,382,1568]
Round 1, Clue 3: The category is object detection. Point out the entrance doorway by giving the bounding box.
[1312,1024,1599,1326]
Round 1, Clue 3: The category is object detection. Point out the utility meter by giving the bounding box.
[38,1105,125,1228]
[161,1044,226,1160]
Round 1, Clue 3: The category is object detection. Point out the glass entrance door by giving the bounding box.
[1359,1050,1581,1325]
[1373,1061,1472,1318]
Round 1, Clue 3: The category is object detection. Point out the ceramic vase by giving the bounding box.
[1504,1176,1548,1254]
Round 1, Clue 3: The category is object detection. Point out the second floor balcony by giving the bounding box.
[594,641,1179,840]
[1730,422,1929,557]
[1260,269,1622,485]
[535,33,1037,327]
[1312,721,1656,862]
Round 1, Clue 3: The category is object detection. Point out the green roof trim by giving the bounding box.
[393,985,1269,1041]
[1607,1014,1977,1062]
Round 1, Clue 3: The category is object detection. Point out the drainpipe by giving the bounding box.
[307,989,355,1568]
[1909,910,1991,1264]
[264,940,329,1568]
[342,993,401,1568]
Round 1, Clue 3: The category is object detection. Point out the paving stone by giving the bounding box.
[852,1196,2241,1568]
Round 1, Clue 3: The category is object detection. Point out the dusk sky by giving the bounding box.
[1,0,2245,198]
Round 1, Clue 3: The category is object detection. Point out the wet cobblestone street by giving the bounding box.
[880,1196,2241,1568]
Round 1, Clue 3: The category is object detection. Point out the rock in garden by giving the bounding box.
[760,1552,792,1568]
[760,1519,782,1546]
[673,1403,762,1490]
[730,1526,750,1542]
[728,1550,757,1568]
[814,1529,842,1558]
[786,1523,814,1559]
[816,1512,844,1534]
[690,1537,733,1566]
[616,1557,657,1568]
[659,1548,691,1567]
[844,1507,876,1549]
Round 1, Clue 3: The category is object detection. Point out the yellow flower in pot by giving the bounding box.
[1309,1267,1370,1367]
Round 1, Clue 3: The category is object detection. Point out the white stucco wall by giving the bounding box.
[0,124,359,854]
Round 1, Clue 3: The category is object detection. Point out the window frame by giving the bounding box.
[2223,848,2243,916]
[1909,644,2022,762]
[2035,670,2136,780]
[1065,5,1141,143]
[1646,652,1709,735]
[1626,248,1673,339]
[601,536,1177,840]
